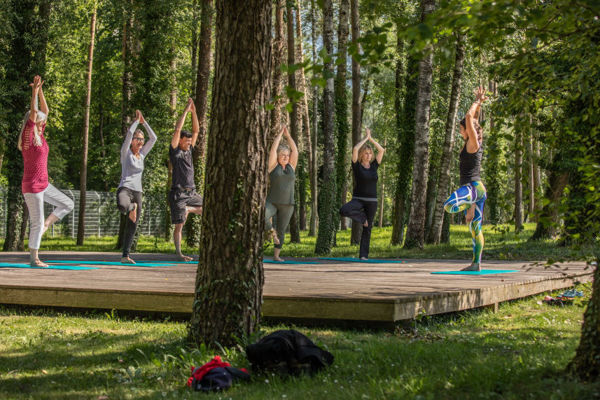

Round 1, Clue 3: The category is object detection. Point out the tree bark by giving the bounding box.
[189,0,272,347]
[314,0,336,254]
[335,0,350,238]
[77,6,97,245]
[530,168,569,240]
[287,2,301,242]
[427,34,465,244]
[514,123,524,232]
[186,0,213,247]
[403,0,436,250]
[378,138,387,227]
[308,0,319,236]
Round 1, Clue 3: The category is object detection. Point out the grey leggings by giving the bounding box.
[117,187,142,257]
[265,202,294,249]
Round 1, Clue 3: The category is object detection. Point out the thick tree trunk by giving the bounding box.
[335,0,350,238]
[427,34,465,244]
[309,0,319,236]
[484,80,501,224]
[530,169,569,240]
[186,0,213,247]
[287,2,301,243]
[378,139,387,227]
[3,0,51,251]
[314,0,336,254]
[514,125,524,232]
[189,0,272,347]
[77,7,97,246]
[391,23,416,246]
[568,258,600,381]
[533,134,542,219]
[404,0,436,249]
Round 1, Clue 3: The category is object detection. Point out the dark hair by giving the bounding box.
[459,118,466,128]
[180,130,193,139]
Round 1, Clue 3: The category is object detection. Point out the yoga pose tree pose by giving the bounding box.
[444,86,488,271]
[168,98,202,261]
[265,125,298,262]
[340,128,385,260]
[116,109,157,264]
[19,75,74,267]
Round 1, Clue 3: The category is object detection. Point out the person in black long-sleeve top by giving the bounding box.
[340,128,385,260]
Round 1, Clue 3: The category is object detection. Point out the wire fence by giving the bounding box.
[0,186,167,238]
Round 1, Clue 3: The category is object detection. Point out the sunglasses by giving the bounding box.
[133,137,145,142]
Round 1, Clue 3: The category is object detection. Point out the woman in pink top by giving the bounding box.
[19,75,74,267]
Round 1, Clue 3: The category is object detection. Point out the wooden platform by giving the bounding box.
[0,252,592,323]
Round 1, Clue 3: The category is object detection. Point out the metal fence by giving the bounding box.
[0,187,167,238]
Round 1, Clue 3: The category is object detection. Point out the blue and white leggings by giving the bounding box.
[444,181,487,265]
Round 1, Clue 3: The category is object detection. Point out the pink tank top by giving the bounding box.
[21,119,49,194]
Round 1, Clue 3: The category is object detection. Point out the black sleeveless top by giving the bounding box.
[459,140,482,185]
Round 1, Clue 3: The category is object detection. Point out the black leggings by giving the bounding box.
[117,187,142,257]
[340,198,378,259]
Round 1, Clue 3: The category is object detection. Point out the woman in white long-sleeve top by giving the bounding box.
[117,110,157,263]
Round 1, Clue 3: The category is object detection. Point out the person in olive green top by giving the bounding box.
[265,126,298,262]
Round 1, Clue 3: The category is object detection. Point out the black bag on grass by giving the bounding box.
[246,329,334,375]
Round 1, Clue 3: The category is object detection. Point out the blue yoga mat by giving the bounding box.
[431,269,519,275]
[319,257,406,264]
[46,260,175,267]
[263,259,318,264]
[0,262,97,270]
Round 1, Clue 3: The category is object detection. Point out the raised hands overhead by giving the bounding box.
[474,86,488,104]
[136,109,145,124]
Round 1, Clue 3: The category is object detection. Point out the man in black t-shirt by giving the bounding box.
[168,98,202,262]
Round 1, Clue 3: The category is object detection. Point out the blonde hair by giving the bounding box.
[358,143,373,161]
[17,111,45,151]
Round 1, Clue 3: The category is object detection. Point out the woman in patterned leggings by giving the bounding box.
[444,86,488,271]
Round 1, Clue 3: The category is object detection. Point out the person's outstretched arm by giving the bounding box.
[268,127,284,173]
[38,77,49,117]
[171,98,194,149]
[139,111,157,156]
[465,86,487,151]
[369,131,385,164]
[121,111,140,162]
[190,100,199,147]
[351,129,371,163]
[282,126,298,170]
[29,76,41,122]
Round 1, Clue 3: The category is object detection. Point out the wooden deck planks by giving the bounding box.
[0,252,592,322]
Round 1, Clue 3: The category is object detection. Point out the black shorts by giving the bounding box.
[169,188,203,224]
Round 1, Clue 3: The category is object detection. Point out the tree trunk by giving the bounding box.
[427,34,465,244]
[335,0,350,238]
[77,7,97,246]
[314,0,336,255]
[514,124,524,232]
[530,169,569,240]
[308,0,319,237]
[186,0,213,247]
[391,21,415,246]
[403,0,436,250]
[3,0,51,251]
[568,257,600,381]
[287,2,301,243]
[533,133,542,220]
[378,138,387,227]
[189,0,272,347]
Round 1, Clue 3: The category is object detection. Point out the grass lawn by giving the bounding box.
[1,285,599,400]
[35,223,595,262]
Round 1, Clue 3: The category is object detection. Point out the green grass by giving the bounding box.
[36,223,595,262]
[1,285,599,399]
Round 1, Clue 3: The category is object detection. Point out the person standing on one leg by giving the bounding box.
[340,128,385,260]
[116,109,157,264]
[265,126,298,262]
[168,98,202,262]
[444,86,488,271]
[19,75,74,267]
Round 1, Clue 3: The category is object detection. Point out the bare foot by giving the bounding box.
[121,256,136,264]
[466,205,475,224]
[363,220,368,227]
[360,257,368,261]
[42,224,49,236]
[271,229,280,246]
[129,203,137,223]
[177,254,193,262]
[460,263,481,272]
[273,256,284,262]
[30,259,49,268]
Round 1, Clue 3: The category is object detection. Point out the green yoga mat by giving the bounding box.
[0,262,97,270]
[263,259,318,264]
[319,257,406,264]
[46,260,175,267]
[431,269,519,275]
